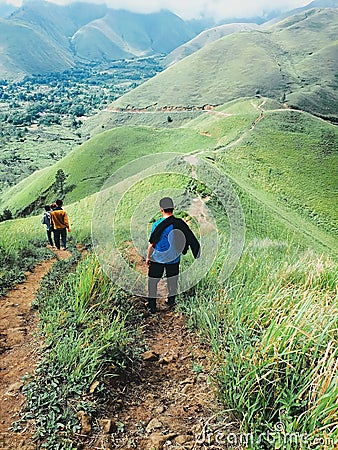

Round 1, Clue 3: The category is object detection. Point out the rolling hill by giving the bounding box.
[1,97,336,250]
[0,126,216,216]
[112,8,338,121]
[162,23,259,68]
[72,9,195,61]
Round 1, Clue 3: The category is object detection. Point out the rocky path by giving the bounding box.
[83,298,232,450]
[0,249,71,450]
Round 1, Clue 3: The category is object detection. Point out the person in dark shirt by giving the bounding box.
[41,204,55,248]
[146,197,200,313]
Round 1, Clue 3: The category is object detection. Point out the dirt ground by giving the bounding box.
[0,249,71,450]
[79,297,235,450]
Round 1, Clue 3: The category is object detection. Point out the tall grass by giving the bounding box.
[179,242,337,448]
[0,218,51,295]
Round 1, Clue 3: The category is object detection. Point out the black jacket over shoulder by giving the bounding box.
[149,216,200,259]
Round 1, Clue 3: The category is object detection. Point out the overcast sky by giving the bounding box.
[3,0,313,20]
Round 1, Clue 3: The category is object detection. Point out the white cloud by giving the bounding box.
[3,0,313,20]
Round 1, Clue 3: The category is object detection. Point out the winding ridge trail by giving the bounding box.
[0,249,71,450]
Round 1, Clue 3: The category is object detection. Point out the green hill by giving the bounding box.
[0,126,216,216]
[72,9,195,61]
[112,9,338,120]
[162,22,259,68]
[2,97,336,249]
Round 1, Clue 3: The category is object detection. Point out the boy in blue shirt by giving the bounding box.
[146,197,200,313]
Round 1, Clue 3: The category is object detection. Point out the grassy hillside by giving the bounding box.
[1,96,337,448]
[0,18,74,78]
[0,126,216,216]
[2,97,336,252]
[217,108,338,234]
[162,22,259,68]
[112,9,338,120]
[72,9,195,61]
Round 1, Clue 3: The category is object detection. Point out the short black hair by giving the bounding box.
[44,205,51,211]
[56,199,63,207]
[163,208,174,213]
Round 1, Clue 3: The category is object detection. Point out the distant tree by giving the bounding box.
[0,209,13,222]
[280,92,287,103]
[70,105,85,117]
[54,169,66,195]
[167,115,173,123]
[38,114,61,126]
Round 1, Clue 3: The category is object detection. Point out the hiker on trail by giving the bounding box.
[41,205,55,248]
[50,199,71,250]
[146,197,200,313]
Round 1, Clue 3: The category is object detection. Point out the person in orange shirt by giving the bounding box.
[50,199,71,250]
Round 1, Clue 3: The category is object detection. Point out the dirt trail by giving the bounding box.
[81,248,229,450]
[0,246,230,450]
[84,300,228,450]
[0,249,71,450]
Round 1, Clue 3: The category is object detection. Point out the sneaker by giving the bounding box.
[145,299,157,314]
[165,298,176,309]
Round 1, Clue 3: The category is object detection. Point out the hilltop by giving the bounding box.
[112,9,338,121]
[162,23,259,68]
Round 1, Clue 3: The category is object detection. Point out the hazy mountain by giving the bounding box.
[112,8,338,121]
[1,0,337,79]
[0,1,195,78]
[0,17,74,79]
[263,0,338,27]
[163,23,260,68]
[72,9,195,61]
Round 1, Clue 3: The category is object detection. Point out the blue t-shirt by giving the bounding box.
[150,218,181,264]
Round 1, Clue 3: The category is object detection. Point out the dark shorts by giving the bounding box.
[148,261,180,279]
[148,261,180,299]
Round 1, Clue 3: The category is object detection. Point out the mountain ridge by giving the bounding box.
[112,8,338,121]
[2,0,337,79]
[0,1,195,78]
